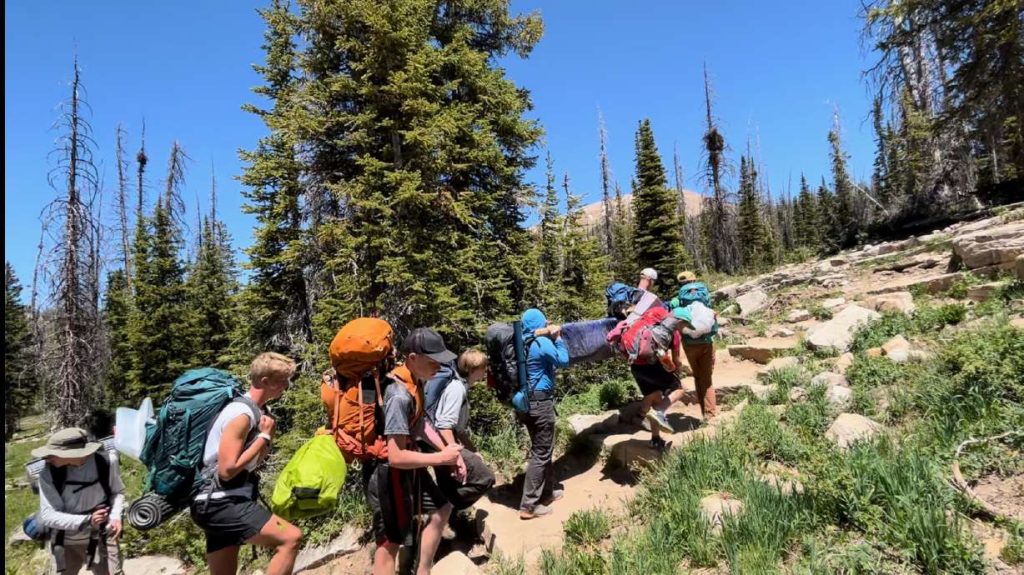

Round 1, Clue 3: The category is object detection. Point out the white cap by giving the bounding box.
[640,268,658,281]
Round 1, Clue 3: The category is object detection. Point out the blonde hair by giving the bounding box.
[456,349,488,378]
[249,352,297,386]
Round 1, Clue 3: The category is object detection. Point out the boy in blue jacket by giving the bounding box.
[518,308,569,519]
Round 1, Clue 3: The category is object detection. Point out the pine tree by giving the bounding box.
[794,174,821,250]
[239,0,312,358]
[631,119,682,292]
[538,152,561,298]
[128,162,192,402]
[598,110,614,254]
[828,116,857,248]
[6,263,36,439]
[186,212,239,369]
[610,182,636,281]
[102,270,132,401]
[817,178,839,254]
[736,155,775,271]
[293,0,544,347]
[558,172,609,321]
[672,144,694,271]
[870,97,890,207]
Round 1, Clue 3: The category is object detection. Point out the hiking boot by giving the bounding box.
[646,409,674,434]
[541,489,564,506]
[520,504,553,520]
[650,436,668,452]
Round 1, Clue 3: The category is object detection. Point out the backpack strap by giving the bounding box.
[522,334,540,399]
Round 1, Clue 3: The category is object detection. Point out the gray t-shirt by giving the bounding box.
[433,379,469,435]
[383,381,418,437]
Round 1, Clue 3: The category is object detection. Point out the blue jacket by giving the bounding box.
[522,309,569,395]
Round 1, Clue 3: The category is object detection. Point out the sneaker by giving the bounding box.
[646,410,674,434]
[640,416,652,431]
[520,504,553,520]
[650,436,668,452]
[541,489,564,506]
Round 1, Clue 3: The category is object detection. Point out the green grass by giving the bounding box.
[564,509,612,547]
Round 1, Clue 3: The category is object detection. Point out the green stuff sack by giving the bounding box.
[271,435,347,521]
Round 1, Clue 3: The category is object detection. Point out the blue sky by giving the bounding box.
[5,1,877,293]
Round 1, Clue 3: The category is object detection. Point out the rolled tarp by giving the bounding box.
[560,318,619,365]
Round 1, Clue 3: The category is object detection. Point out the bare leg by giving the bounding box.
[206,546,240,575]
[246,514,302,575]
[417,504,453,575]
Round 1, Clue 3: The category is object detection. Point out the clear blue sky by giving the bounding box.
[5,1,877,294]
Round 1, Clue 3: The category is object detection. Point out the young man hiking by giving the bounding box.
[519,308,569,519]
[189,352,302,575]
[425,349,488,448]
[630,311,689,451]
[673,271,719,420]
[368,328,462,575]
[34,427,125,575]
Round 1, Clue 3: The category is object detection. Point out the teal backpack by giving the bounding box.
[139,368,258,504]
[674,281,713,308]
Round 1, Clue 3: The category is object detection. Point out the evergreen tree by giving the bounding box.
[128,195,192,402]
[828,118,857,247]
[558,172,609,321]
[6,263,36,439]
[239,0,312,358]
[292,0,544,347]
[871,97,890,206]
[794,175,821,250]
[700,66,739,273]
[610,182,636,282]
[737,156,765,270]
[186,211,239,369]
[817,178,839,254]
[102,270,132,401]
[631,119,682,292]
[538,152,561,296]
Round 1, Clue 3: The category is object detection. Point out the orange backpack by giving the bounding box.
[321,319,421,462]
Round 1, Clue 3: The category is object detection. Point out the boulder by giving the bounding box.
[826,413,885,449]
[768,326,796,338]
[865,292,916,315]
[736,288,770,318]
[866,347,883,358]
[432,552,481,575]
[811,372,848,388]
[121,557,187,575]
[714,283,740,304]
[700,493,744,534]
[867,272,963,296]
[881,335,911,357]
[766,356,800,372]
[293,527,362,573]
[834,352,855,375]
[728,337,799,364]
[967,282,1004,303]
[787,309,811,323]
[788,386,807,401]
[952,221,1024,272]
[825,385,853,408]
[568,412,619,436]
[821,297,846,309]
[806,305,881,352]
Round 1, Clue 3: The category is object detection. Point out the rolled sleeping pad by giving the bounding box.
[559,318,620,365]
[127,493,181,531]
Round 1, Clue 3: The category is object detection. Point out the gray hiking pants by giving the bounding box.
[50,536,123,575]
[519,397,556,512]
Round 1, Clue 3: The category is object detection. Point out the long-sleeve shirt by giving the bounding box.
[38,453,125,543]
[525,336,569,395]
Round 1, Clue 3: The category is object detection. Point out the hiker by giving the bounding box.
[673,271,719,420]
[622,307,690,451]
[638,267,658,292]
[368,328,463,575]
[34,427,125,575]
[519,308,569,520]
[426,349,488,448]
[190,352,302,575]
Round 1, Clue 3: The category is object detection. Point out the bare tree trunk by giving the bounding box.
[136,121,148,226]
[598,110,614,254]
[115,125,133,291]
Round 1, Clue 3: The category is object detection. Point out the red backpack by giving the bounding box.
[607,306,676,365]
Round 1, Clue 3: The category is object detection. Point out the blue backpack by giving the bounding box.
[605,282,639,317]
[675,282,712,308]
[139,368,259,505]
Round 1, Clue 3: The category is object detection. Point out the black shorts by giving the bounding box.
[190,496,273,553]
[630,363,681,397]
[363,462,447,545]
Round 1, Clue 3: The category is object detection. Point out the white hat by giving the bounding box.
[640,268,658,281]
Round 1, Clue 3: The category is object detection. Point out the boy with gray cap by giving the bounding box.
[34,427,125,574]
